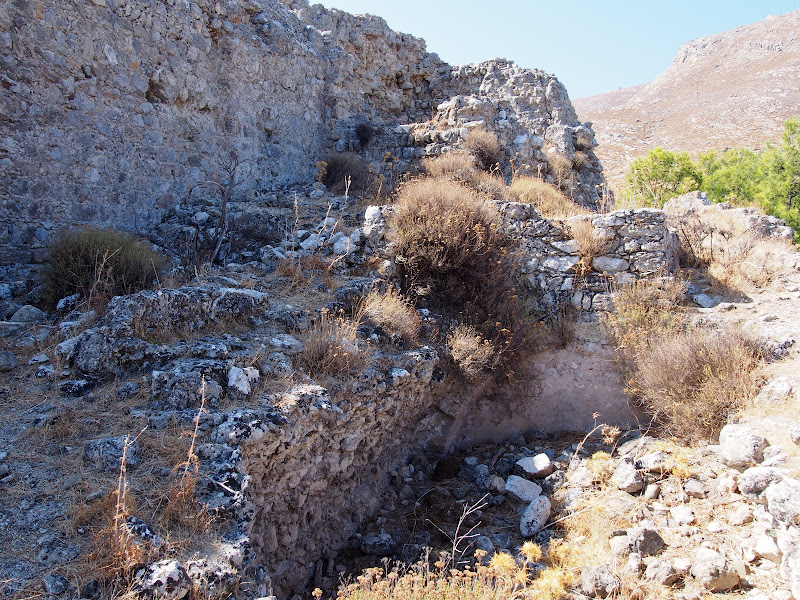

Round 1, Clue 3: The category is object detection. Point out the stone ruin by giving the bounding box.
[0,0,605,268]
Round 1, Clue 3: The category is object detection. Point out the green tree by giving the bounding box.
[623,148,703,207]
[699,148,761,205]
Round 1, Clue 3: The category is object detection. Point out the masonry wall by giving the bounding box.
[1,0,604,267]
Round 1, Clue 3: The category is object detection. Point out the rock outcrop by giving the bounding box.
[0,0,603,266]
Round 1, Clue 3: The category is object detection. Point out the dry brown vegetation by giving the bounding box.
[335,541,571,600]
[446,323,495,380]
[463,129,503,172]
[361,288,420,346]
[568,219,611,275]
[423,152,508,201]
[634,326,763,440]
[603,276,765,440]
[297,309,363,378]
[388,178,524,367]
[671,209,794,292]
[509,177,587,219]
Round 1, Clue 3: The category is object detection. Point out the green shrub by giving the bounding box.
[41,227,166,309]
[388,178,523,366]
[464,129,503,171]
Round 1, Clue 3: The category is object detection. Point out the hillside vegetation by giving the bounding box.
[622,118,800,235]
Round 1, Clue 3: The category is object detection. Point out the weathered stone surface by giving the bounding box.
[84,436,142,472]
[505,475,543,502]
[644,558,680,585]
[765,478,800,523]
[592,256,630,273]
[754,376,795,406]
[360,533,396,556]
[10,305,47,323]
[738,467,785,496]
[520,495,551,537]
[0,350,18,372]
[611,457,643,493]
[516,453,554,478]
[718,424,768,468]
[135,560,192,600]
[611,527,665,557]
[690,548,741,591]
[580,564,620,598]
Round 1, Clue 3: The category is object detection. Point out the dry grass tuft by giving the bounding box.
[568,219,611,275]
[546,153,574,189]
[463,129,503,171]
[361,288,420,345]
[423,151,477,182]
[297,310,363,378]
[446,323,496,380]
[510,177,587,219]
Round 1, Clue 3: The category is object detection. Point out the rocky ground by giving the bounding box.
[0,188,799,600]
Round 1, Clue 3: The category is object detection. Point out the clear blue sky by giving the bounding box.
[319,1,800,99]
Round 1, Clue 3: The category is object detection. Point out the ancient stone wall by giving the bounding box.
[1,0,603,266]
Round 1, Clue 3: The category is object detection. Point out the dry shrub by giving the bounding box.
[671,210,794,292]
[297,310,362,378]
[472,171,509,201]
[361,288,419,345]
[602,276,687,361]
[464,129,503,171]
[389,178,524,365]
[510,177,587,219]
[572,151,590,170]
[423,151,477,182]
[447,323,495,379]
[41,227,166,309]
[424,152,508,200]
[568,219,611,275]
[546,153,574,187]
[633,325,763,440]
[708,236,791,291]
[320,152,371,194]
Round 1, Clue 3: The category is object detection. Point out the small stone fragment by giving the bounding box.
[135,560,192,600]
[717,424,767,469]
[505,475,542,503]
[611,457,643,493]
[520,495,551,537]
[515,453,554,478]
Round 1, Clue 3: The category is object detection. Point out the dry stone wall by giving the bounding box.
[1,0,603,266]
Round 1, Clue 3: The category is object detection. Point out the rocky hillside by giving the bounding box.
[574,9,800,185]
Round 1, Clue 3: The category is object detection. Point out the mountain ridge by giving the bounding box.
[574,9,800,187]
